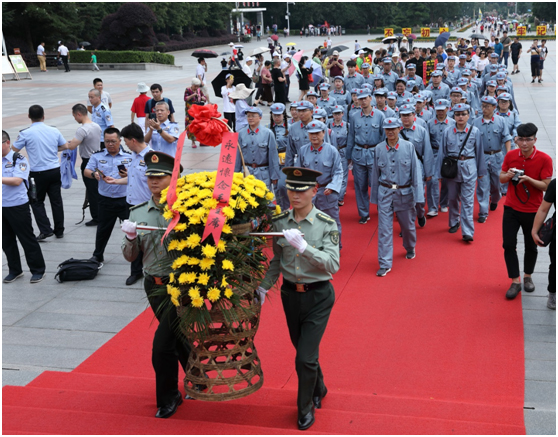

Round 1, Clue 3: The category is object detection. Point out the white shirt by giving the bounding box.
[242,62,252,78]
[221,85,236,113]
[280,60,290,76]
[355,42,361,51]
[196,64,206,84]
[37,45,45,56]
[58,45,69,56]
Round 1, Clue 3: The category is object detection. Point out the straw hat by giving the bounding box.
[228,83,256,100]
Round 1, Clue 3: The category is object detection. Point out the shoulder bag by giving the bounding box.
[441,127,473,179]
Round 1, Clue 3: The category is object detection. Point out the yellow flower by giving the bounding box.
[166,284,180,297]
[228,198,237,208]
[274,205,281,215]
[171,255,189,270]
[202,198,219,209]
[200,258,215,270]
[169,273,175,283]
[207,287,221,302]
[188,286,201,299]
[248,197,259,208]
[167,240,179,251]
[179,272,197,284]
[187,257,200,266]
[177,239,189,251]
[197,272,210,286]
[265,191,275,201]
[217,240,227,253]
[163,209,174,221]
[201,244,217,259]
[173,223,187,232]
[189,215,202,225]
[222,206,235,220]
[171,297,180,307]
[236,198,248,212]
[253,187,266,198]
[185,233,201,249]
[222,223,232,234]
[191,296,205,308]
[176,178,186,188]
[224,288,233,299]
[254,179,267,189]
[160,191,167,204]
[221,275,229,288]
[222,259,234,271]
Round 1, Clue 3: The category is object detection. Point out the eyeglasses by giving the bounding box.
[516,137,535,143]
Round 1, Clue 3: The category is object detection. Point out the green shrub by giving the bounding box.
[69,50,175,65]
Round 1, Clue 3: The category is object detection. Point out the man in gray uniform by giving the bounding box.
[371,118,424,276]
[328,106,350,206]
[381,57,398,92]
[316,83,335,119]
[426,71,450,101]
[347,88,386,223]
[404,64,424,91]
[286,101,314,166]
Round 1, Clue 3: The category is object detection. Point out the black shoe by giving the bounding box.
[478,216,487,224]
[506,282,522,300]
[55,233,64,239]
[313,387,328,409]
[538,79,541,83]
[4,272,23,283]
[126,273,143,286]
[37,232,54,241]
[406,249,416,259]
[516,70,520,73]
[449,223,460,233]
[30,273,46,284]
[89,256,104,267]
[418,216,426,228]
[298,406,315,430]
[531,79,535,83]
[489,202,498,211]
[85,220,98,227]
[358,216,370,224]
[462,235,474,242]
[155,393,183,419]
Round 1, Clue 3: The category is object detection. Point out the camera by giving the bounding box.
[510,167,525,186]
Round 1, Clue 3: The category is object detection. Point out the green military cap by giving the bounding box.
[282,166,322,191]
[144,151,183,176]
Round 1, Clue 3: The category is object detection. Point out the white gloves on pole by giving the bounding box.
[283,229,307,253]
[255,286,268,305]
[121,219,138,240]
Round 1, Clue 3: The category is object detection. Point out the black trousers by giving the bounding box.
[93,195,129,262]
[224,112,236,132]
[144,275,191,408]
[127,202,144,276]
[30,167,64,236]
[61,55,70,72]
[549,233,556,294]
[2,203,46,275]
[531,61,540,78]
[281,281,334,418]
[81,159,99,221]
[502,206,538,279]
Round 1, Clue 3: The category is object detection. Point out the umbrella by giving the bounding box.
[192,49,218,58]
[395,33,404,37]
[220,52,230,56]
[327,45,348,56]
[434,32,451,48]
[408,34,417,40]
[469,33,484,39]
[286,42,297,47]
[355,46,374,55]
[211,69,252,98]
[305,59,323,84]
[289,50,303,77]
[234,44,244,48]
[512,19,518,23]
[251,47,270,56]
[78,41,91,47]
[382,36,397,43]
[271,35,279,41]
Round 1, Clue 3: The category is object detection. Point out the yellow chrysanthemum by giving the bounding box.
[171,255,189,270]
[222,206,235,220]
[202,198,219,209]
[163,209,175,220]
[160,192,167,204]
[185,233,201,249]
[228,198,237,208]
[187,257,200,266]
[274,205,281,215]
[173,223,187,232]
[248,197,259,208]
[199,258,215,270]
[253,187,266,198]
[188,286,201,299]
[217,240,227,253]
[171,297,180,307]
[222,223,232,234]
[236,198,248,212]
[207,287,221,302]
[222,259,234,271]
[179,272,197,284]
[176,178,186,188]
[189,215,202,225]
[169,272,175,283]
[177,239,189,251]
[197,272,210,286]
[254,179,267,189]
[191,296,205,308]
[167,240,179,251]
[224,289,233,299]
[265,191,275,201]
[221,275,229,288]
[201,244,217,259]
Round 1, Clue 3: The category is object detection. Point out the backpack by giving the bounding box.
[55,258,102,283]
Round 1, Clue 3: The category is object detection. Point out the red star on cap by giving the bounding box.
[388,120,392,123]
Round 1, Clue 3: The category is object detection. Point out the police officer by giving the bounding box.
[13,104,67,241]
[257,166,340,430]
[473,96,512,223]
[370,118,424,276]
[426,70,450,101]
[121,151,189,419]
[2,130,46,284]
[328,106,350,206]
[299,120,343,246]
[373,88,397,118]
[268,103,290,211]
[381,57,398,92]
[436,103,487,241]
[144,101,180,157]
[399,104,434,227]
[426,99,455,217]
[234,106,280,192]
[347,88,386,224]
[287,101,313,166]
[89,89,114,150]
[404,64,424,91]
[86,127,133,266]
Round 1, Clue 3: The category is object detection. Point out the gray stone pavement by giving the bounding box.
[2,31,555,434]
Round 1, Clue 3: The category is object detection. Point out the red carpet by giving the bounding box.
[3,174,526,434]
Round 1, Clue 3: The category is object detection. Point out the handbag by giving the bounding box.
[55,258,102,282]
[538,215,555,247]
[252,73,260,83]
[441,127,473,179]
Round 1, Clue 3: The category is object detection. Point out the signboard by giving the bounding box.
[536,25,546,36]
[384,28,394,37]
[402,28,412,36]
[421,28,431,37]
[439,27,449,34]
[516,26,526,36]
[2,56,15,75]
[9,55,29,73]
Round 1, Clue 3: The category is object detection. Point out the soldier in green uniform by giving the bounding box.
[257,167,340,431]
[121,151,188,419]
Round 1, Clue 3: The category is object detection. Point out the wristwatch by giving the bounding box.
[157,129,163,134]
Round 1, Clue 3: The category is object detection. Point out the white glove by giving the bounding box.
[121,219,137,240]
[283,229,307,253]
[255,286,268,305]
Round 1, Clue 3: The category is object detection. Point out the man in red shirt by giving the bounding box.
[130,82,151,133]
[500,123,553,300]
[327,51,344,78]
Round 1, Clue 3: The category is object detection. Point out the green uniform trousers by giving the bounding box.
[281,280,335,418]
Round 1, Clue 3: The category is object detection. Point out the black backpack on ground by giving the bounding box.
[55,258,102,283]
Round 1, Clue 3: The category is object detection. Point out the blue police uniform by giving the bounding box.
[2,151,46,278]
[13,122,66,237]
[472,114,512,220]
[347,99,386,220]
[126,145,153,206]
[234,124,280,193]
[436,119,487,239]
[86,149,132,198]
[91,103,114,141]
[149,120,180,157]
[370,128,424,271]
[328,117,350,204]
[268,121,290,211]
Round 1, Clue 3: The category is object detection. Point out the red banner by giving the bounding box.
[201,132,239,244]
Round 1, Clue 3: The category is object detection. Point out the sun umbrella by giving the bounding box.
[251,47,270,56]
[271,35,279,41]
[434,32,451,48]
[211,69,252,98]
[469,33,484,39]
[305,59,323,84]
[192,49,218,58]
[234,44,244,48]
[355,46,374,55]
[289,50,303,76]
[382,36,397,43]
[408,34,417,40]
[78,41,91,47]
[286,42,297,47]
[220,52,230,56]
[327,45,348,56]
[512,19,518,23]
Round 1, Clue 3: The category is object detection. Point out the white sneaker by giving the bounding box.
[426,211,438,217]
[440,207,449,213]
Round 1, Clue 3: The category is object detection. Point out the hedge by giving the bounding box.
[138,36,233,53]
[69,50,175,65]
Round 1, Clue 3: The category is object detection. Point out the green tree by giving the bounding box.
[532,2,555,22]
